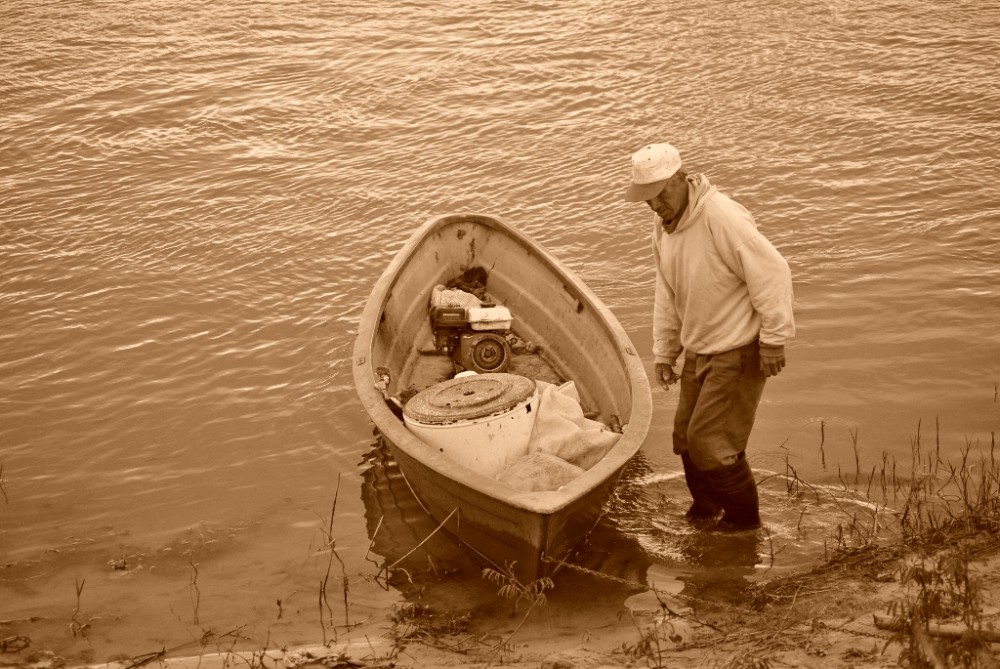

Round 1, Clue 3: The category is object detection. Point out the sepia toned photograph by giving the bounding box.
[2,1,998,668]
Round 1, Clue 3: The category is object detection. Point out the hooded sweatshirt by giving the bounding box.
[652,174,794,365]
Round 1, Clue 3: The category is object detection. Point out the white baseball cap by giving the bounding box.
[624,143,682,202]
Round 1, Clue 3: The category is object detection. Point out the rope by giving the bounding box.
[812,619,894,641]
[541,554,663,591]
[543,555,900,647]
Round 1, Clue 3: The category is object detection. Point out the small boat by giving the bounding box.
[352,213,651,583]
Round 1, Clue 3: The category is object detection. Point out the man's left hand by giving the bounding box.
[654,362,680,390]
[759,344,786,377]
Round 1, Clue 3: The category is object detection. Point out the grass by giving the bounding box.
[627,422,1000,669]
[529,410,1000,669]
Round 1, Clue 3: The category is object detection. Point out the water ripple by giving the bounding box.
[1,0,999,655]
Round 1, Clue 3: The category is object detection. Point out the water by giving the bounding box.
[2,0,998,661]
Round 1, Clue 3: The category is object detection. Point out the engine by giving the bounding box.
[431,305,513,374]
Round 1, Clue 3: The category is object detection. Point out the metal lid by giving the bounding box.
[403,373,536,426]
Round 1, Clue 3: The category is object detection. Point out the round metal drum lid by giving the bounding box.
[403,373,536,425]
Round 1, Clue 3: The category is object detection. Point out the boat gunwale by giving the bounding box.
[352,212,652,516]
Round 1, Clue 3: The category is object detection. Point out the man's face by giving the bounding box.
[646,173,687,223]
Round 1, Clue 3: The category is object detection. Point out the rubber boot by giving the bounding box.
[681,452,722,521]
[704,453,761,531]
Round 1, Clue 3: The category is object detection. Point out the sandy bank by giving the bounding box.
[5,538,998,669]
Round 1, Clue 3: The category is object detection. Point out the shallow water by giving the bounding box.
[2,0,998,661]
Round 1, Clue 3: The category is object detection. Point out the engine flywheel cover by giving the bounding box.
[473,337,506,370]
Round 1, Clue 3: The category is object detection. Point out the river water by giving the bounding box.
[2,0,998,662]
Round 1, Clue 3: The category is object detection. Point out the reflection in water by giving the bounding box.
[2,0,997,656]
[360,436,480,586]
[607,454,759,600]
[359,436,654,588]
[674,531,761,604]
[359,435,663,625]
[607,451,889,599]
[360,434,887,614]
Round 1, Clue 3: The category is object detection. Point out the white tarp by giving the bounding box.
[496,380,620,491]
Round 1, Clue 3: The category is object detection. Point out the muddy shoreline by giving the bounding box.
[5,531,999,669]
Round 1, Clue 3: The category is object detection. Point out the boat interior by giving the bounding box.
[371,215,635,430]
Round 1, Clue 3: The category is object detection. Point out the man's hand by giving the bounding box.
[654,362,679,390]
[759,344,786,377]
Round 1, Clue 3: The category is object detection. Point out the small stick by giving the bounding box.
[342,575,350,626]
[363,515,384,564]
[766,582,803,647]
[383,507,458,575]
[188,556,200,626]
[319,580,328,645]
[873,614,1000,643]
[850,427,860,487]
[71,578,88,637]
[819,420,826,470]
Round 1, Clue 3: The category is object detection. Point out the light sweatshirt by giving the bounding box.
[652,174,795,365]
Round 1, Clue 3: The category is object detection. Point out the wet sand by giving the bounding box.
[6,539,999,669]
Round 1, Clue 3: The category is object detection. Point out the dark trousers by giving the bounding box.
[672,340,767,471]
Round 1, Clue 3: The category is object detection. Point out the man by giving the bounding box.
[624,143,795,531]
